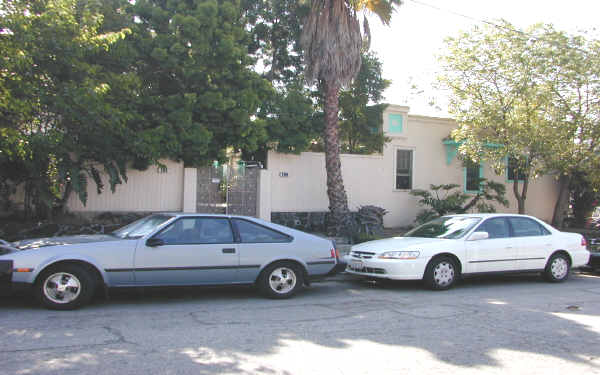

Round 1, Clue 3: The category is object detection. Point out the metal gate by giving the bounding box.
[196,161,259,217]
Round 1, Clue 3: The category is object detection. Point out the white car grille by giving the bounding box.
[350,251,376,259]
[347,265,387,274]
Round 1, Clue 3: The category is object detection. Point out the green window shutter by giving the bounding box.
[389,114,403,134]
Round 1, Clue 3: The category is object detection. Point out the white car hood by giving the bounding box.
[351,237,451,254]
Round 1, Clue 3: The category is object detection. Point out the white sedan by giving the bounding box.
[344,214,590,290]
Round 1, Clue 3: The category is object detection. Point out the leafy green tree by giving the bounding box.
[242,1,321,158]
[300,0,402,235]
[440,22,600,221]
[339,52,390,154]
[0,0,273,217]
[439,23,559,214]
[243,0,309,87]
[245,3,392,161]
[0,0,133,217]
[569,172,600,227]
[126,0,273,164]
[533,28,600,225]
[410,181,509,224]
[260,87,322,154]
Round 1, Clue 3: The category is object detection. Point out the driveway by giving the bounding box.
[1,270,600,374]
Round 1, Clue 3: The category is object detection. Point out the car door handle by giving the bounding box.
[222,248,236,254]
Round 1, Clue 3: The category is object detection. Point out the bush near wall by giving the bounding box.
[272,206,387,243]
[0,212,148,242]
[271,212,332,233]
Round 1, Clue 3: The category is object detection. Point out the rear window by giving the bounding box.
[508,217,550,237]
[233,219,292,243]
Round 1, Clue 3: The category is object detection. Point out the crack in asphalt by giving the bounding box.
[187,311,352,326]
[102,325,137,345]
[2,340,128,354]
[0,326,136,354]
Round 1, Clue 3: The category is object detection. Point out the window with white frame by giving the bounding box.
[395,149,413,190]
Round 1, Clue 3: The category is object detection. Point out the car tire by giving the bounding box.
[35,264,95,310]
[258,261,304,299]
[424,256,458,290]
[543,253,570,282]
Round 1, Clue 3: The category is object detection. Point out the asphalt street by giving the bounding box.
[1,270,600,375]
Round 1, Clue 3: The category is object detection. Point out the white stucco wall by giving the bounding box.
[258,169,272,221]
[267,105,559,227]
[182,167,197,213]
[67,159,185,212]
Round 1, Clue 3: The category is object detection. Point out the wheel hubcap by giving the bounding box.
[43,272,81,304]
[268,267,296,294]
[433,261,454,287]
[551,257,568,279]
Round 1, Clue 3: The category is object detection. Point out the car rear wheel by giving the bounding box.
[36,264,95,310]
[258,261,304,299]
[424,256,458,290]
[543,253,570,282]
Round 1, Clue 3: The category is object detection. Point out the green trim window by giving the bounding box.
[506,156,526,182]
[464,160,483,193]
[395,149,413,190]
[389,114,403,134]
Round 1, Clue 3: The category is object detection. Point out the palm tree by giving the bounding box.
[300,0,401,235]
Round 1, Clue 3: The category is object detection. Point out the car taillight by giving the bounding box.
[582,236,588,247]
[330,248,339,259]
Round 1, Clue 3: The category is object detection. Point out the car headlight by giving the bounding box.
[378,251,420,259]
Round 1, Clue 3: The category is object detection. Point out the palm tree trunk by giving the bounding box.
[323,82,351,235]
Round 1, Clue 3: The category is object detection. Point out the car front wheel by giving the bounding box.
[36,264,95,310]
[544,253,570,282]
[258,262,304,299]
[424,256,458,290]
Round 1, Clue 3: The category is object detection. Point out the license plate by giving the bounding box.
[351,261,364,270]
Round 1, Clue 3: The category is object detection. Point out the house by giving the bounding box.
[265,105,559,227]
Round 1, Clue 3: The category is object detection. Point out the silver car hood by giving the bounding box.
[351,236,450,254]
[12,234,121,250]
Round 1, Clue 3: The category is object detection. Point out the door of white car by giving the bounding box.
[133,217,239,285]
[464,217,519,273]
[506,217,554,270]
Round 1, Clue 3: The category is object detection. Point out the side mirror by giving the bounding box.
[146,238,165,247]
[468,231,489,241]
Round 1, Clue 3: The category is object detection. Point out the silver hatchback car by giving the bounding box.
[0,214,343,310]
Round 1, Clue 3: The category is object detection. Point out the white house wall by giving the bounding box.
[268,106,559,227]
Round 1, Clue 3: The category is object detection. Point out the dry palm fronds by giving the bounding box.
[300,0,362,88]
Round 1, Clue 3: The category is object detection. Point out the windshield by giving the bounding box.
[112,215,173,239]
[405,216,482,239]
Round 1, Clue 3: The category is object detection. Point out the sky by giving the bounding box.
[369,0,600,117]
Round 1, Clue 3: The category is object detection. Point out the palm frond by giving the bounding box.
[301,0,402,87]
[352,0,403,25]
[362,14,371,51]
[300,0,362,88]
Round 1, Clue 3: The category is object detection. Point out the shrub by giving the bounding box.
[410,180,508,224]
